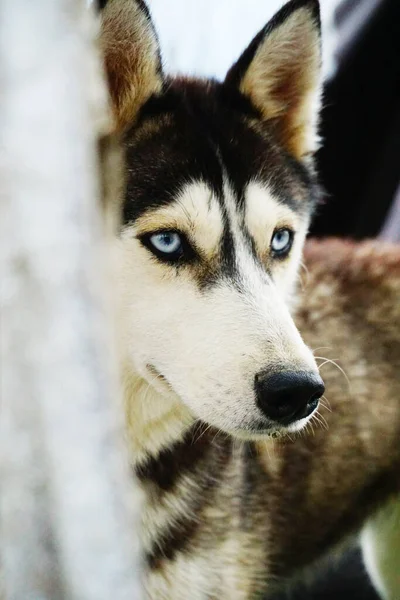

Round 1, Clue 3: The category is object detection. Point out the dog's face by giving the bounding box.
[101,0,324,438]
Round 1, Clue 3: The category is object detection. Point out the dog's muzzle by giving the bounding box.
[254,371,325,426]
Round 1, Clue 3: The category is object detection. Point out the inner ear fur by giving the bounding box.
[100,0,163,131]
[225,0,322,161]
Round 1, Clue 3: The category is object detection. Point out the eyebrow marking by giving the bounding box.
[132,181,225,262]
[244,181,302,257]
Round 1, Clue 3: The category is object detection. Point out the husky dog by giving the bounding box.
[99,0,400,598]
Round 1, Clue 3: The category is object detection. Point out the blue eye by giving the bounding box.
[271,228,293,256]
[149,231,182,255]
[140,230,191,263]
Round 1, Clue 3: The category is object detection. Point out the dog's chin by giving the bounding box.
[228,427,287,441]
[227,413,314,441]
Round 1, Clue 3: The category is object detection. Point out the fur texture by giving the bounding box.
[100,0,163,129]
[97,1,400,598]
[226,0,322,160]
[129,239,400,600]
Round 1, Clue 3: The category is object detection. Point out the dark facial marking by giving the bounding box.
[122,114,224,225]
[122,77,319,289]
[123,78,317,225]
[138,425,232,569]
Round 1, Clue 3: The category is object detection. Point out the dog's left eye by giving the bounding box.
[271,228,293,257]
[140,230,188,262]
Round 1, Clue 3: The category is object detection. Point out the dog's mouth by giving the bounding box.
[144,364,320,439]
[250,409,317,435]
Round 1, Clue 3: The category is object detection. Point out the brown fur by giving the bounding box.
[134,239,400,599]
[265,239,400,579]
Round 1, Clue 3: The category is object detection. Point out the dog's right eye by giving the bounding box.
[139,230,193,263]
[150,231,182,254]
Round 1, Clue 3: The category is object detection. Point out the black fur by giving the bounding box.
[146,511,201,570]
[135,424,213,493]
[123,79,317,224]
[139,428,232,568]
[122,76,318,287]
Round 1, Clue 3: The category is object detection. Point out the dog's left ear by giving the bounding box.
[225,0,322,162]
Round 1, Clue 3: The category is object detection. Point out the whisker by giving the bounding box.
[314,356,340,364]
[298,274,306,292]
[318,413,329,430]
[294,425,306,441]
[314,356,352,391]
[321,394,331,405]
[191,420,204,444]
[319,396,332,412]
[286,432,296,443]
[300,261,310,288]
[211,428,224,446]
[302,421,312,438]
[313,412,329,431]
[310,413,322,430]
[261,439,276,461]
[312,346,333,355]
[193,421,213,445]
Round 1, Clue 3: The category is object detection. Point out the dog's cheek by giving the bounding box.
[114,242,201,363]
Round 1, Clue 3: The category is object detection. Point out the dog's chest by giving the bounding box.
[144,537,265,600]
[136,434,271,599]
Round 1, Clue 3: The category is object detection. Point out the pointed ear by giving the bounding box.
[100,0,163,131]
[225,0,322,161]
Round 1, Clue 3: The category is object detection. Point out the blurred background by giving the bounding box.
[93,0,400,597]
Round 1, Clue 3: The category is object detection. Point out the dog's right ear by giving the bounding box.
[99,0,163,131]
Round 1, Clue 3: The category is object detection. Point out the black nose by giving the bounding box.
[254,371,325,425]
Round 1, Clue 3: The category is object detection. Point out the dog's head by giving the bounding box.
[101,0,324,439]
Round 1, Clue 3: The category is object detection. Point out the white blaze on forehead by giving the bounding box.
[221,179,266,286]
[133,181,224,259]
[116,178,318,443]
[220,179,307,299]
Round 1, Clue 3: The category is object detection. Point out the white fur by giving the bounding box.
[245,181,309,301]
[115,179,319,463]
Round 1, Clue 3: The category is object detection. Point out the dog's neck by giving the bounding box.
[122,365,195,466]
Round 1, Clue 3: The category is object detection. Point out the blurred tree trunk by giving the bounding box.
[0,1,141,599]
